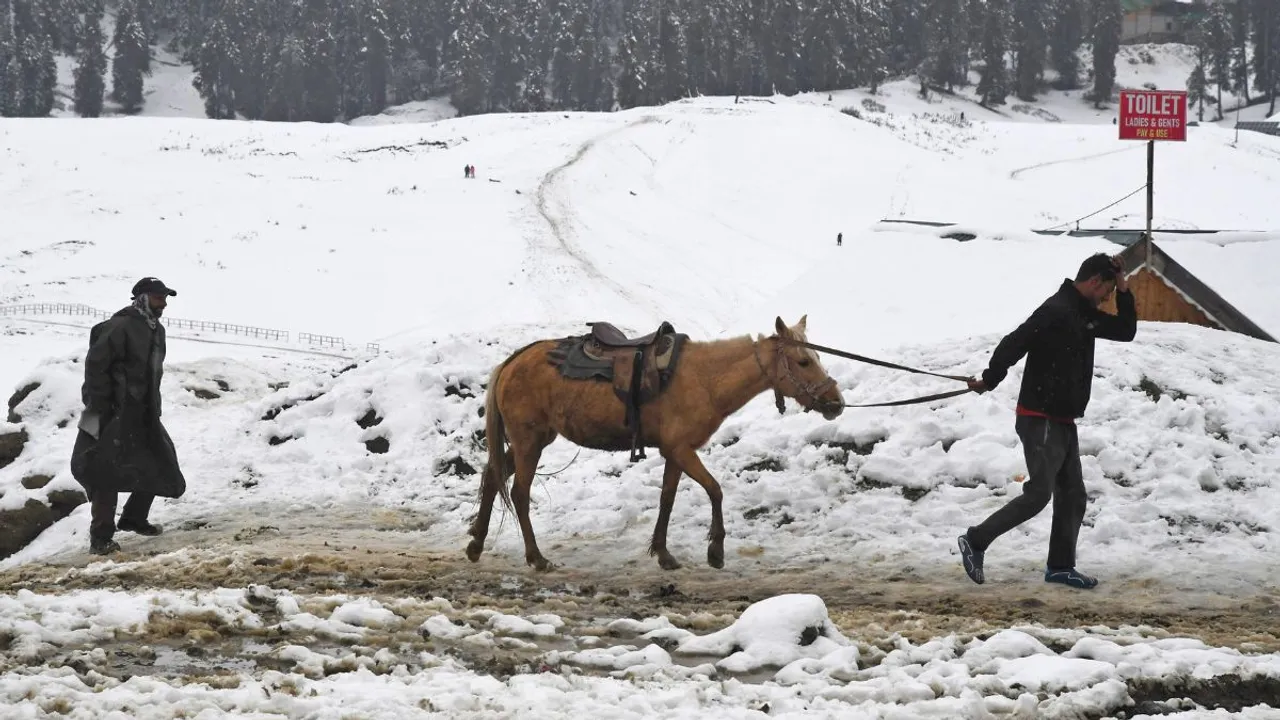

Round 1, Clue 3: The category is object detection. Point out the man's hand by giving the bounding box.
[1111,254,1128,293]
[967,377,988,394]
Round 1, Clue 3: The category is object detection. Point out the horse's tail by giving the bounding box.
[482,341,540,516]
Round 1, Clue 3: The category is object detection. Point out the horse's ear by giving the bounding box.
[797,314,808,332]
[775,316,789,337]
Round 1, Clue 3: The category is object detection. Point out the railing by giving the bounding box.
[298,331,347,349]
[1,302,382,354]
[0,302,111,319]
[164,317,289,341]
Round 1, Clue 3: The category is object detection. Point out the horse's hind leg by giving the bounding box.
[511,433,555,572]
[466,461,508,562]
[648,457,684,570]
[670,446,726,569]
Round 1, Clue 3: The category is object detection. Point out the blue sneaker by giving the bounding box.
[957,534,984,584]
[1045,567,1099,589]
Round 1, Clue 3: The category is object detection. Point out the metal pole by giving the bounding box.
[1152,139,1162,265]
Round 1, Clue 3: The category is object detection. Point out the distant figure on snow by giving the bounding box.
[837,232,843,247]
[71,277,187,556]
[958,253,1135,591]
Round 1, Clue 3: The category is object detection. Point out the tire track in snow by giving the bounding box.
[529,116,666,320]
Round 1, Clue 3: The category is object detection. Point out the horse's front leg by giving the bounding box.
[670,446,726,569]
[648,456,685,570]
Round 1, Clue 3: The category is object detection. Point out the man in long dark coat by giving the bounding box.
[71,277,187,555]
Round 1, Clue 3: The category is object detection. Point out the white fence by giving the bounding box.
[1,303,381,354]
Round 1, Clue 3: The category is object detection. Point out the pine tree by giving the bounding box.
[884,0,927,75]
[800,0,849,92]
[110,0,148,113]
[1012,0,1048,100]
[0,0,17,116]
[14,0,55,116]
[1187,62,1209,121]
[1229,0,1250,106]
[922,0,967,91]
[300,0,338,122]
[1249,0,1278,115]
[1088,0,1121,107]
[1050,0,1084,89]
[266,34,305,121]
[850,0,889,93]
[73,1,106,116]
[977,0,1011,106]
[191,16,236,118]
[1200,1,1234,120]
[445,0,493,115]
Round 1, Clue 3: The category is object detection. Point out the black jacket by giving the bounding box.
[981,279,1137,419]
[70,306,186,497]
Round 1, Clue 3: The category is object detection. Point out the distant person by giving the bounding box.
[71,277,187,555]
[464,164,470,178]
[837,232,843,246]
[958,253,1136,590]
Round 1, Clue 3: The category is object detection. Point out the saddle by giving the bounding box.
[548,321,687,462]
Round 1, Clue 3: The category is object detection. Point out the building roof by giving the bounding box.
[882,220,1279,343]
[1114,238,1277,342]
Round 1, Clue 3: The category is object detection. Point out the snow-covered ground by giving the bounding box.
[4,51,1280,718]
[4,587,1279,718]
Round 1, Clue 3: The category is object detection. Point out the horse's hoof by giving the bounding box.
[530,557,556,572]
[658,553,682,571]
[707,547,725,569]
[465,540,483,563]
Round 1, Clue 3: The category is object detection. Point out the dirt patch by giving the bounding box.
[0,428,29,469]
[0,489,87,560]
[20,474,53,489]
[1127,673,1280,714]
[261,392,325,422]
[2,504,1277,654]
[7,382,39,423]
[356,409,383,429]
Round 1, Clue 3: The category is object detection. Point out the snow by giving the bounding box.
[5,47,1280,719]
[4,588,1280,718]
[347,98,459,126]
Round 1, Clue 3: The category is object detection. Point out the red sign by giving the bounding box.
[1118,90,1188,141]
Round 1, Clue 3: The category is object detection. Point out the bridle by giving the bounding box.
[753,335,840,415]
[755,335,977,413]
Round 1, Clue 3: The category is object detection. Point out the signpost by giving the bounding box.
[1118,89,1187,263]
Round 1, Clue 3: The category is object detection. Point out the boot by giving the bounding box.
[90,536,121,555]
[118,518,163,536]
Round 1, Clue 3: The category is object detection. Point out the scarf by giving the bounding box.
[132,294,158,330]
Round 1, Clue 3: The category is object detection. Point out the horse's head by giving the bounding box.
[766,315,845,421]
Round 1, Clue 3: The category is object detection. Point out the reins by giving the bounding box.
[781,338,976,409]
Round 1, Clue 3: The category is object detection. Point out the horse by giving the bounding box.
[465,315,846,572]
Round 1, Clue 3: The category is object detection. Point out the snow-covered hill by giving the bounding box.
[4,62,1280,719]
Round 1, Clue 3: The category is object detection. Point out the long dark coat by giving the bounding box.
[70,306,186,498]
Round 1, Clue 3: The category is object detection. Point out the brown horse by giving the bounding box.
[466,315,846,572]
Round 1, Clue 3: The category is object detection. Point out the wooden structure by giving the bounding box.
[1120,0,1201,44]
[877,219,1276,343]
[1100,238,1275,342]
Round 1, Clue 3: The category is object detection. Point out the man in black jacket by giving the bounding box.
[958,253,1136,589]
[71,277,187,555]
